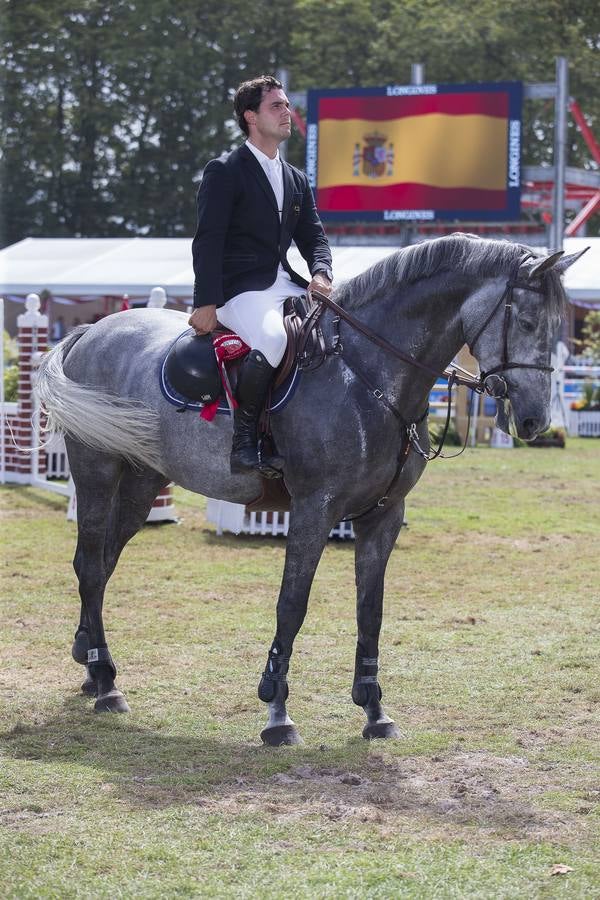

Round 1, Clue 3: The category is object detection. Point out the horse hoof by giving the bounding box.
[81,677,98,697]
[94,690,130,713]
[260,724,303,746]
[362,720,402,740]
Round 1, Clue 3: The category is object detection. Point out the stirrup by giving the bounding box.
[258,463,283,480]
[230,442,284,478]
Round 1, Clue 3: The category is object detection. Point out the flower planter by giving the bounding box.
[529,435,565,448]
[528,427,566,448]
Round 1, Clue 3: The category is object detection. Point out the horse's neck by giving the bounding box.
[347,276,468,417]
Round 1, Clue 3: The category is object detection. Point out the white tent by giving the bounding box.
[0,235,598,306]
[0,236,400,303]
[557,236,600,307]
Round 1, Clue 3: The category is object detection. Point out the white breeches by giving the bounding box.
[216,268,306,367]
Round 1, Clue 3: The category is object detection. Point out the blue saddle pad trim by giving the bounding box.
[160,328,300,415]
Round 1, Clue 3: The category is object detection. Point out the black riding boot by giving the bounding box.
[230,350,284,477]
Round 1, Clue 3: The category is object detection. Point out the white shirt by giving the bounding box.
[245,140,284,219]
[245,139,291,283]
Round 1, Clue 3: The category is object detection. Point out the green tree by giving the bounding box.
[0,0,294,244]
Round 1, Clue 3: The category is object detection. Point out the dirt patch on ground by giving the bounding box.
[443,531,576,553]
[0,805,66,830]
[120,749,588,845]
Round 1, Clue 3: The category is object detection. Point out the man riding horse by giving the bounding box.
[188,74,333,477]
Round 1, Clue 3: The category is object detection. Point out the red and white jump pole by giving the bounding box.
[1,293,49,483]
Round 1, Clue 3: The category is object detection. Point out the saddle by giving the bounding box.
[214,291,327,392]
[162,292,329,513]
[163,292,327,411]
[275,291,328,385]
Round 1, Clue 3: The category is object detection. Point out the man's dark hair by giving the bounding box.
[233,75,283,136]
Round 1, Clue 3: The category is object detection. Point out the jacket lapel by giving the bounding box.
[240,144,278,213]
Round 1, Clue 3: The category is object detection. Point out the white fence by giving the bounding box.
[43,433,70,480]
[205,499,355,540]
[568,409,600,437]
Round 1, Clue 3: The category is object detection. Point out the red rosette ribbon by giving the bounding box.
[200,332,250,421]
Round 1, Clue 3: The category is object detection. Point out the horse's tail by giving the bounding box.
[35,327,165,473]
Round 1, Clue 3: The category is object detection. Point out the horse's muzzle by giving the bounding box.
[516,413,550,441]
[495,396,549,442]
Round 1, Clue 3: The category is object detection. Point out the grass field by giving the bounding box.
[1,439,599,898]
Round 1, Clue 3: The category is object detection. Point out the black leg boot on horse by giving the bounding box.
[230,349,284,479]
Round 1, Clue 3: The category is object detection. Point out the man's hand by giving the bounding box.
[189,305,218,335]
[308,272,332,297]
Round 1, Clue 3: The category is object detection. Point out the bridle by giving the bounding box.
[466,254,552,402]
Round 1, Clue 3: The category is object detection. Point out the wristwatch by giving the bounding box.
[314,267,333,282]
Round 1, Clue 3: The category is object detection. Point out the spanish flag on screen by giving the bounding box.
[309,84,522,218]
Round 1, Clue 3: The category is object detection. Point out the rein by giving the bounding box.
[312,253,552,415]
[311,290,481,393]
[306,256,553,515]
[310,287,473,472]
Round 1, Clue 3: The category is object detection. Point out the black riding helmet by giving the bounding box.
[164,331,222,403]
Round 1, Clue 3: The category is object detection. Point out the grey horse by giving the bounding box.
[36,234,584,745]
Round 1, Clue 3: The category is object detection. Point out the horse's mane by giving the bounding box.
[333,233,566,318]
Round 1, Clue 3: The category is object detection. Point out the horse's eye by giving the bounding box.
[518,318,536,334]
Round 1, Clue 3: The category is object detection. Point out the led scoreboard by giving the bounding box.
[306,82,522,222]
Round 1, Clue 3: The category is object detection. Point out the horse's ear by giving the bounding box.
[527,250,564,278]
[553,246,590,274]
